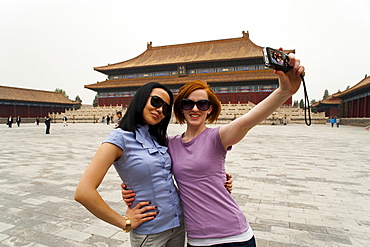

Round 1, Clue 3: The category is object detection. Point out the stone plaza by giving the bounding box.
[0,122,369,246]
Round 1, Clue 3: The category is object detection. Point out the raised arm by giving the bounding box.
[219,53,304,149]
[75,143,157,231]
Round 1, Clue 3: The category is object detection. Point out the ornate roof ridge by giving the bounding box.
[94,31,275,72]
[0,85,79,104]
[333,75,370,97]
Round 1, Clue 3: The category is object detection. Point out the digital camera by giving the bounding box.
[263,47,292,73]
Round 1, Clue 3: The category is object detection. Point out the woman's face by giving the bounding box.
[143,88,171,125]
[182,89,212,126]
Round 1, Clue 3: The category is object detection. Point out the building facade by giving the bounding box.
[333,75,370,118]
[312,95,341,117]
[85,31,294,106]
[0,86,78,119]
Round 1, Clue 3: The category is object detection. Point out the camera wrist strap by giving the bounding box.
[301,75,311,126]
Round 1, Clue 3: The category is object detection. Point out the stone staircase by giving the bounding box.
[49,103,326,125]
[216,102,326,124]
[50,105,126,123]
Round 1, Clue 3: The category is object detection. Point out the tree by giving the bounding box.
[293,100,299,107]
[74,95,82,110]
[93,94,98,107]
[299,99,304,109]
[55,88,69,99]
[323,89,329,100]
[310,99,318,113]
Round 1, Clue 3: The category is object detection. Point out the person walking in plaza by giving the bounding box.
[44,115,52,134]
[16,116,21,127]
[122,53,304,246]
[7,115,13,128]
[63,115,68,127]
[75,82,185,246]
[35,116,40,125]
[115,111,123,127]
[336,117,340,128]
[330,117,335,127]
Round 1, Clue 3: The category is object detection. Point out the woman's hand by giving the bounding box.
[125,201,157,230]
[274,53,305,97]
[121,183,135,206]
[224,173,233,194]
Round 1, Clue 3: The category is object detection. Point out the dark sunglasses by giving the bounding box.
[150,96,171,116]
[181,99,211,111]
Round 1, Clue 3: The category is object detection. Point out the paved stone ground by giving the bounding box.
[0,122,369,247]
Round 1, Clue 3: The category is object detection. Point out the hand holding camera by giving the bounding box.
[263,47,310,125]
[263,47,304,77]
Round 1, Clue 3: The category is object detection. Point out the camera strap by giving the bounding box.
[301,75,311,126]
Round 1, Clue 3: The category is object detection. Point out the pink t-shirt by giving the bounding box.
[168,127,249,239]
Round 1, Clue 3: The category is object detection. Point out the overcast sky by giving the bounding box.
[1,0,369,105]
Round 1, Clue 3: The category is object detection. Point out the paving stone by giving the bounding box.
[0,123,369,246]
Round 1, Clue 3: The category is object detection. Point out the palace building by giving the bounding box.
[0,86,78,119]
[85,31,294,107]
[333,74,370,118]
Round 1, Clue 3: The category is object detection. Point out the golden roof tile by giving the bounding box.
[333,75,370,97]
[94,31,294,72]
[0,85,79,104]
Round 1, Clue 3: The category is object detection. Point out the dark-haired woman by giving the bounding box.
[75,82,185,246]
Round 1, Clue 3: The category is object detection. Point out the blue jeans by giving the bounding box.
[187,236,256,247]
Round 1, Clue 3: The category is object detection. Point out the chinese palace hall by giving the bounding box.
[85,31,294,107]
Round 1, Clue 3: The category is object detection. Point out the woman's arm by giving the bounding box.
[121,172,234,204]
[219,53,305,149]
[75,143,157,230]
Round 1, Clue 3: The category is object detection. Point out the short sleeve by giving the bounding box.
[103,128,126,150]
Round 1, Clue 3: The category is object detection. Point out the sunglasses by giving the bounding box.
[181,99,211,111]
[150,96,171,116]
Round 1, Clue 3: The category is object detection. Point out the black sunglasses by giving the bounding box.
[150,96,171,116]
[181,99,211,111]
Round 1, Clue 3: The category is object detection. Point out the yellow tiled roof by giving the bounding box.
[0,85,79,104]
[94,31,294,72]
[333,75,370,97]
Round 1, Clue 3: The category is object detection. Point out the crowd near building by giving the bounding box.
[0,86,78,123]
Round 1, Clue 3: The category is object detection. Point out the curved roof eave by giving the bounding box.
[94,32,272,72]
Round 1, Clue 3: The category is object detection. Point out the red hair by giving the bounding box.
[174,80,221,124]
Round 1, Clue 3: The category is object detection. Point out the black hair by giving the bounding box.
[117,82,173,146]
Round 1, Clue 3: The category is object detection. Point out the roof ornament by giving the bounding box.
[242,30,249,38]
[147,41,152,49]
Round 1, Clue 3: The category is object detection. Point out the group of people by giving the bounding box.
[75,52,305,247]
[5,114,66,134]
[6,115,21,128]
[102,115,115,125]
[330,117,340,127]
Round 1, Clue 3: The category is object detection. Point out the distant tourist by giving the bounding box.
[330,117,335,127]
[35,117,40,125]
[336,118,340,128]
[16,116,21,127]
[115,111,123,127]
[44,115,52,134]
[7,115,13,128]
[63,115,68,127]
